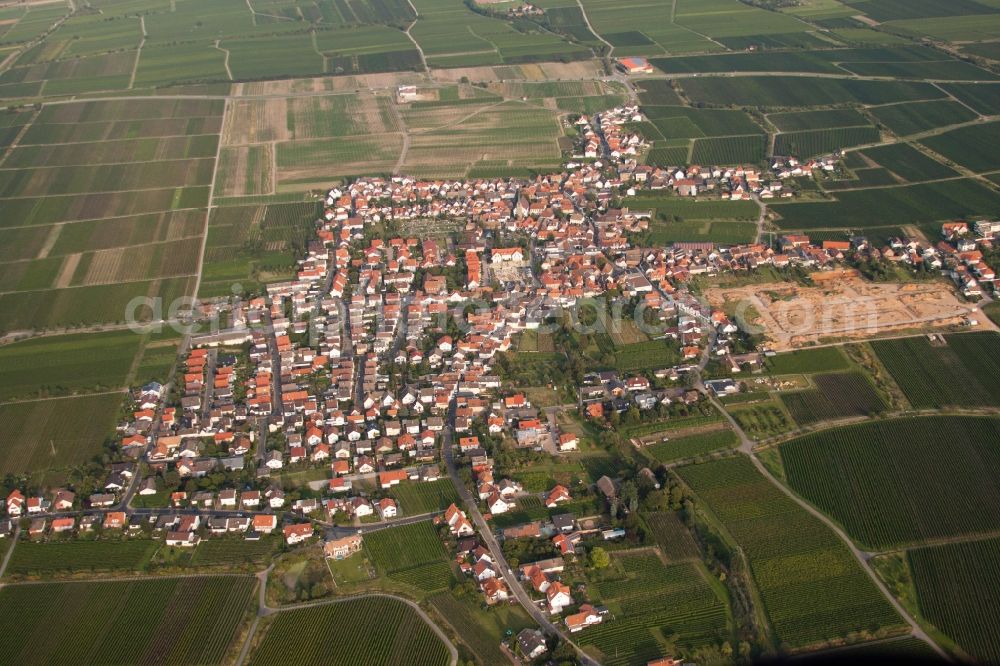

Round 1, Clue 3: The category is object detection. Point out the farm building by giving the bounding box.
[617,57,654,75]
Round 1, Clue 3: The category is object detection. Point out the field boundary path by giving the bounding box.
[695,344,950,659]
[0,524,20,584]
[403,0,428,72]
[576,0,613,57]
[235,565,458,666]
[129,15,147,90]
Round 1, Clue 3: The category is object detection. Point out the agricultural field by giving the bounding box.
[0,98,223,333]
[610,339,680,372]
[578,552,731,666]
[200,202,319,297]
[868,100,978,137]
[577,0,722,56]
[780,372,887,426]
[387,479,460,515]
[857,143,958,183]
[0,576,255,664]
[780,416,1000,550]
[645,428,740,463]
[249,596,451,666]
[765,347,849,375]
[770,179,1000,229]
[363,520,454,592]
[429,591,535,666]
[678,76,946,108]
[728,401,794,439]
[642,511,701,562]
[6,539,160,578]
[908,537,1000,663]
[691,135,766,165]
[643,105,764,139]
[767,108,871,132]
[678,456,905,650]
[0,392,124,476]
[189,537,281,567]
[410,0,589,66]
[871,333,1000,408]
[919,121,1000,173]
[640,220,758,246]
[622,195,760,222]
[774,127,881,159]
[0,330,141,401]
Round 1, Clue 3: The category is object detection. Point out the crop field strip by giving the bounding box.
[363,520,454,592]
[780,372,887,426]
[678,456,904,649]
[428,592,516,666]
[577,552,730,665]
[871,333,1000,409]
[643,511,701,562]
[908,536,1000,663]
[200,201,319,297]
[248,596,450,666]
[770,178,1000,230]
[6,539,161,577]
[646,428,740,464]
[387,479,460,514]
[780,415,1000,551]
[0,576,256,665]
[0,97,225,334]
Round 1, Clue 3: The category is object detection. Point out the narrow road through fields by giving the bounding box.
[129,16,147,90]
[403,0,428,72]
[576,0,613,57]
[0,524,20,583]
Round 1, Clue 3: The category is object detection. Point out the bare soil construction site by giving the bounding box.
[706,273,994,350]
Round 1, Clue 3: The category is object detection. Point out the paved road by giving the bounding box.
[441,402,600,665]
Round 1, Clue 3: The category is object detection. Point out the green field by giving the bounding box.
[646,428,740,463]
[579,552,730,665]
[6,539,160,577]
[858,143,958,182]
[774,127,881,159]
[200,202,318,296]
[363,521,454,592]
[908,537,1000,663]
[0,330,142,401]
[765,347,849,375]
[678,456,904,649]
[0,576,255,664]
[189,537,281,567]
[780,372,887,426]
[780,416,1000,550]
[869,100,978,137]
[679,76,945,108]
[249,596,450,666]
[387,479,460,515]
[871,333,1000,408]
[643,511,701,562]
[920,121,1000,173]
[771,179,1000,229]
[0,392,124,475]
[768,108,871,132]
[429,591,534,666]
